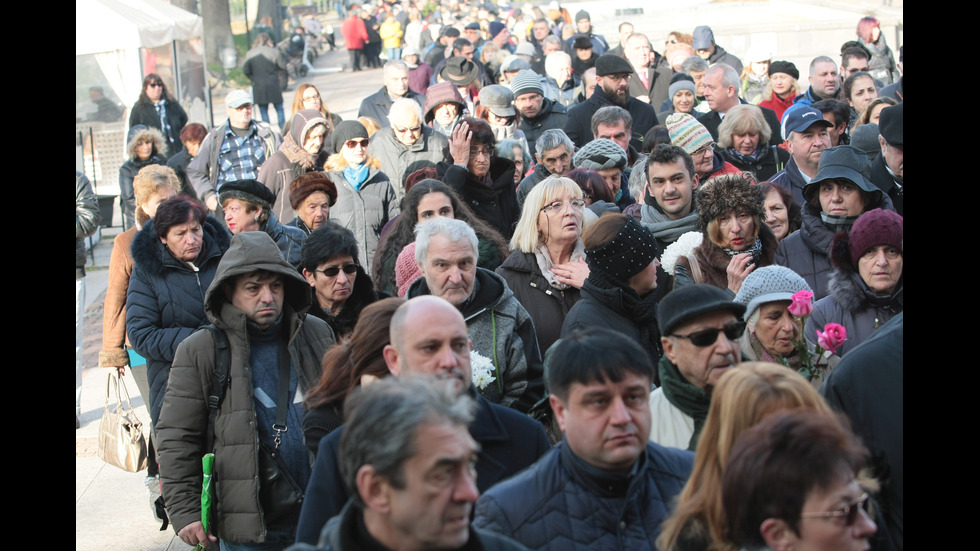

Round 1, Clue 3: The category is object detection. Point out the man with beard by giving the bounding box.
[564,54,659,150]
[648,284,746,451]
[510,69,568,158]
[293,295,549,545]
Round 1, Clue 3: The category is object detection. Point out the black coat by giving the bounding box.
[243,45,286,105]
[564,86,659,151]
[870,154,903,216]
[439,157,520,239]
[165,148,200,199]
[295,391,551,545]
[129,100,189,157]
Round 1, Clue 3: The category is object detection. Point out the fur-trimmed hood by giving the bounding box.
[127,126,167,159]
[130,215,231,275]
[325,153,382,172]
[827,267,903,315]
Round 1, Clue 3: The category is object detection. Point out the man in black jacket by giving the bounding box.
[358,60,425,127]
[869,103,903,215]
[697,63,782,146]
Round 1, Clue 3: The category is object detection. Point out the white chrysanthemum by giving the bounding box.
[470,350,496,390]
[660,231,703,274]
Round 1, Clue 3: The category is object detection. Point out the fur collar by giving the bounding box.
[130,215,231,274]
[828,268,903,314]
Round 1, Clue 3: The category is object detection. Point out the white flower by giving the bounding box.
[470,350,496,391]
[660,231,703,275]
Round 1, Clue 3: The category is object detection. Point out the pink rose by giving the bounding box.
[787,290,814,318]
[817,323,847,353]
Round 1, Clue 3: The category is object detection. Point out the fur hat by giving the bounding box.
[831,208,903,272]
[289,172,338,210]
[659,284,745,336]
[509,69,543,98]
[666,113,713,155]
[735,266,812,322]
[573,138,627,171]
[331,120,369,152]
[694,173,764,233]
[573,35,593,50]
[218,179,275,212]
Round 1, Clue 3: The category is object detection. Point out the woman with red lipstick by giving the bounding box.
[674,174,778,297]
[805,209,903,357]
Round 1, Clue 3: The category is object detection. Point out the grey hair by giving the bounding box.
[746,306,761,330]
[809,56,836,76]
[680,56,708,74]
[535,128,575,159]
[708,63,741,90]
[340,376,476,505]
[384,59,409,76]
[544,50,571,80]
[388,97,424,124]
[591,106,633,138]
[414,217,479,266]
[542,35,562,48]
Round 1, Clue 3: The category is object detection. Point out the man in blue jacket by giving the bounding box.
[473,326,694,550]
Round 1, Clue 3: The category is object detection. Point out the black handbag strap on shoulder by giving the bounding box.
[204,325,230,452]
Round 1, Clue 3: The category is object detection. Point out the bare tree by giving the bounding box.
[201,0,235,68]
[256,0,283,44]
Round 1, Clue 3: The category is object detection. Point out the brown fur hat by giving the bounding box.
[694,173,765,233]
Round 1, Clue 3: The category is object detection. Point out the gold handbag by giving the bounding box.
[97,372,148,472]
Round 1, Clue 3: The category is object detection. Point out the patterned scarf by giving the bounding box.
[721,236,763,265]
[279,133,318,170]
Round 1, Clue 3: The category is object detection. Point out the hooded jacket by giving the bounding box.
[126,216,231,424]
[407,267,543,412]
[326,157,400,274]
[258,109,330,223]
[563,85,658,152]
[368,125,448,198]
[705,44,743,74]
[439,157,520,239]
[155,232,334,543]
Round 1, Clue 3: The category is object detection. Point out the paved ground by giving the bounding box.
[76,2,901,549]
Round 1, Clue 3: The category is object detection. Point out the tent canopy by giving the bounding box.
[76,0,203,56]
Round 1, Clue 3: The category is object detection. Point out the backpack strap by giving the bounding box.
[204,325,231,451]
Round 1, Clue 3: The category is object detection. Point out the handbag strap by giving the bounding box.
[105,371,136,412]
[272,344,291,449]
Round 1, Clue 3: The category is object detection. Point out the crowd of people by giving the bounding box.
[77,3,903,551]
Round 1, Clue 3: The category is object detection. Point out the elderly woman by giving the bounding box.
[219,179,306,269]
[497,176,589,352]
[119,125,168,230]
[441,117,520,238]
[283,83,343,138]
[723,411,877,551]
[758,181,802,242]
[734,266,838,387]
[300,220,379,339]
[842,71,879,132]
[257,109,331,224]
[806,209,903,357]
[286,171,338,235]
[302,297,403,454]
[774,145,893,300]
[665,113,741,183]
[424,81,466,138]
[658,362,831,551]
[127,197,231,426]
[496,137,533,186]
[674,174,779,296]
[758,61,800,122]
[561,214,663,371]
[717,105,790,181]
[325,120,400,274]
[166,123,208,199]
[476,84,528,147]
[372,179,509,296]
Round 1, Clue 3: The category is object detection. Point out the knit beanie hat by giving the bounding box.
[218,179,275,212]
[575,9,589,22]
[831,208,903,271]
[396,242,424,297]
[331,120,369,152]
[734,266,812,322]
[573,138,627,171]
[666,113,713,155]
[489,20,507,39]
[289,171,338,210]
[509,69,544,98]
[768,60,799,80]
[668,74,696,99]
[585,215,660,287]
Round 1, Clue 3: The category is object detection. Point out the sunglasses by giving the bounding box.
[394,124,422,133]
[314,264,359,277]
[148,81,163,88]
[670,320,746,347]
[801,493,869,526]
[345,139,369,149]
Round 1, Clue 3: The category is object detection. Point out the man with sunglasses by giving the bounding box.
[649,284,746,450]
[369,98,448,199]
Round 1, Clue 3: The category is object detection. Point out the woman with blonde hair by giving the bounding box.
[496,175,589,352]
[657,362,831,551]
[717,104,789,181]
[758,61,800,122]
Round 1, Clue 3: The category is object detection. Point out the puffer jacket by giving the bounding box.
[368,125,448,198]
[805,268,902,358]
[773,207,835,301]
[473,441,694,551]
[262,211,307,270]
[326,161,400,274]
[258,109,330,223]
[155,232,334,543]
[126,216,231,424]
[496,250,582,353]
[406,268,543,412]
[439,157,520,239]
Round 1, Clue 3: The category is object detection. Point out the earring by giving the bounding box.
[254,215,259,221]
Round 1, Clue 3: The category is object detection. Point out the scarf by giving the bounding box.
[279,133,318,170]
[721,236,763,265]
[657,355,711,451]
[639,204,699,245]
[535,241,586,290]
[344,162,370,191]
[819,212,859,234]
[724,146,762,166]
[490,120,517,142]
[747,331,802,370]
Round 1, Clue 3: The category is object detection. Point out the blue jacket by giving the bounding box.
[473,441,693,551]
[126,215,231,424]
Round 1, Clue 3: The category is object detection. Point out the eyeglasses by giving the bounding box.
[148,81,163,88]
[670,320,746,347]
[540,199,586,215]
[345,139,370,149]
[469,146,494,159]
[394,124,422,133]
[691,143,716,158]
[314,264,359,277]
[801,493,869,526]
[302,94,321,102]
